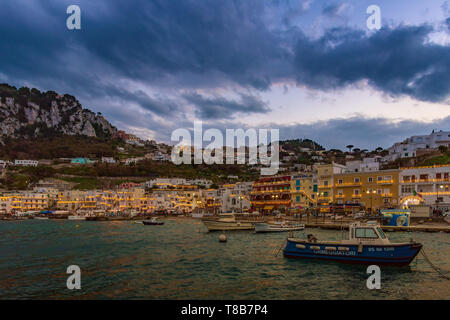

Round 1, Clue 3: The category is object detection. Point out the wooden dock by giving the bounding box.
[303,222,450,233]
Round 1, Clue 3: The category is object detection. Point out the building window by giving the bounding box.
[296,196,300,202]
[354,177,360,183]
[377,176,382,181]
[354,189,360,195]
[338,179,343,184]
[368,177,373,183]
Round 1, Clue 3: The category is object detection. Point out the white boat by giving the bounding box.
[68,215,86,221]
[191,213,204,219]
[254,222,305,233]
[34,216,49,220]
[202,213,254,231]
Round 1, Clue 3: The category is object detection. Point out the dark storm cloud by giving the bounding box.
[322,2,348,18]
[183,92,271,119]
[0,0,449,146]
[252,116,450,151]
[293,25,450,103]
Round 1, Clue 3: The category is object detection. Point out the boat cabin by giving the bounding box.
[342,222,391,245]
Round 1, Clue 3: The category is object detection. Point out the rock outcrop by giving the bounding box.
[0,84,118,144]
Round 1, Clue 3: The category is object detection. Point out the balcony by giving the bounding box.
[251,189,291,195]
[334,182,362,187]
[377,180,394,184]
[251,200,291,205]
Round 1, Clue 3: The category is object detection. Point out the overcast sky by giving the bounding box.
[0,0,449,150]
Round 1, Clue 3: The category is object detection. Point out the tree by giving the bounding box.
[346,145,354,152]
[438,145,448,155]
[375,147,383,153]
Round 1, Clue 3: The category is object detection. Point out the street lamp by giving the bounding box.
[366,189,377,214]
[436,184,444,205]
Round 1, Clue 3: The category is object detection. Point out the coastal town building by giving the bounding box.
[345,158,380,173]
[14,160,39,167]
[250,175,292,213]
[101,157,116,164]
[399,165,450,209]
[317,163,347,208]
[0,192,49,213]
[385,130,450,161]
[332,169,400,212]
[220,182,252,213]
[71,158,94,165]
[290,174,318,209]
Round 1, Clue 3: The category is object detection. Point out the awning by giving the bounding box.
[264,206,274,210]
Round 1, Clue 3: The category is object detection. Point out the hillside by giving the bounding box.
[0,84,118,144]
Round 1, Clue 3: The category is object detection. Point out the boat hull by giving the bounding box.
[283,239,422,266]
[142,220,164,225]
[254,223,305,233]
[68,216,86,221]
[203,220,254,231]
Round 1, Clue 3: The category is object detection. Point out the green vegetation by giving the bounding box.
[418,155,450,166]
[55,161,257,183]
[1,173,31,190]
[59,177,101,190]
[0,135,119,160]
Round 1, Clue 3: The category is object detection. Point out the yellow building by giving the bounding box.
[0,192,50,213]
[317,163,347,208]
[332,169,400,212]
[291,174,318,209]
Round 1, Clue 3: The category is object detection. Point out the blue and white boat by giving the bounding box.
[283,222,422,266]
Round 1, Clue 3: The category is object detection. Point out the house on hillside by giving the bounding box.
[14,160,39,167]
[71,158,94,165]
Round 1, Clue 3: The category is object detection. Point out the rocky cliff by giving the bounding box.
[0,84,118,144]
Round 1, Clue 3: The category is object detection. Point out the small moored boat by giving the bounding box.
[283,221,422,266]
[33,216,49,220]
[68,215,86,221]
[254,222,305,233]
[142,217,164,225]
[202,213,254,231]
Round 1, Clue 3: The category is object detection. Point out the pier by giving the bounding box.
[302,222,450,233]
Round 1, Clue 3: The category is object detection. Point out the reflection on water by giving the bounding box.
[0,219,449,299]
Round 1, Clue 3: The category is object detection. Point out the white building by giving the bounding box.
[14,160,39,167]
[399,165,450,208]
[387,130,450,161]
[220,182,252,213]
[146,178,213,189]
[101,157,116,164]
[345,158,380,173]
[124,157,145,165]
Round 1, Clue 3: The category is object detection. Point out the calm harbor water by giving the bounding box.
[0,218,449,299]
